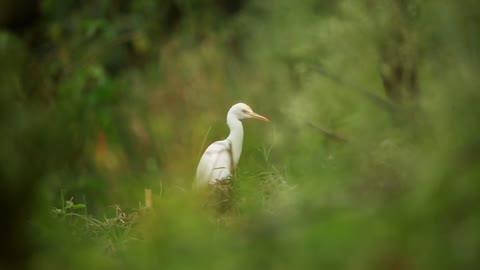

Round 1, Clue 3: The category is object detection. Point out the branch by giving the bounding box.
[307,63,398,114]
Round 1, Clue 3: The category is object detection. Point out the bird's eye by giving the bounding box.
[242,109,248,113]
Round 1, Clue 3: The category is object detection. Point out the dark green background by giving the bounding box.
[1,0,479,269]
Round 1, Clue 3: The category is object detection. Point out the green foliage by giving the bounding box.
[1,0,480,269]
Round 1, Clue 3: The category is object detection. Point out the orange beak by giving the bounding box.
[248,112,270,122]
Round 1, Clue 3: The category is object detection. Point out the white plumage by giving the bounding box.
[194,103,269,188]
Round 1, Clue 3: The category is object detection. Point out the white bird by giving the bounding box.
[194,103,269,188]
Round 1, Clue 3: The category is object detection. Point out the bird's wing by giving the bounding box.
[194,140,233,187]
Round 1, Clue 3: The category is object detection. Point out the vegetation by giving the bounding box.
[1,0,479,269]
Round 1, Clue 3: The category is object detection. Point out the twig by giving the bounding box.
[307,122,350,142]
[144,188,152,209]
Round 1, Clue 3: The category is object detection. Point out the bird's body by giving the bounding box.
[194,103,269,188]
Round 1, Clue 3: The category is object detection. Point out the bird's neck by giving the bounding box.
[226,115,243,167]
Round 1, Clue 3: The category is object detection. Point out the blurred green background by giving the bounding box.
[1,0,479,269]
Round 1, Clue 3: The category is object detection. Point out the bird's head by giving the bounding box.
[229,103,270,122]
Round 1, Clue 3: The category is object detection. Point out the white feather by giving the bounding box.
[194,140,233,186]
